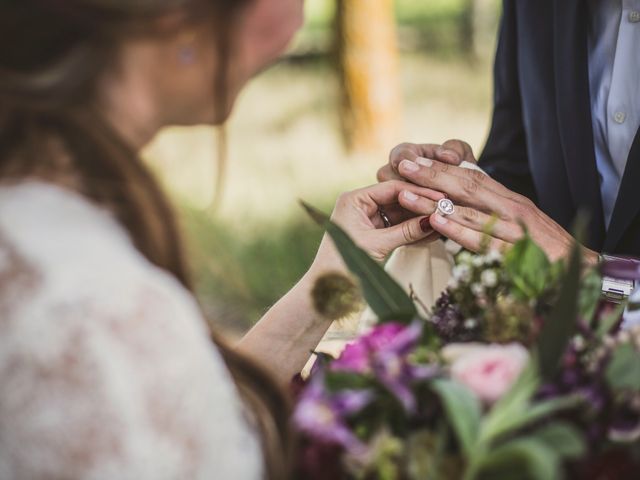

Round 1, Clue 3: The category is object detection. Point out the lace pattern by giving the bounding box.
[0,182,262,480]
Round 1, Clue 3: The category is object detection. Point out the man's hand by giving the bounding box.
[377,140,477,183]
[393,157,599,265]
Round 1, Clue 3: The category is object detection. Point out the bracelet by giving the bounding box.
[599,254,640,303]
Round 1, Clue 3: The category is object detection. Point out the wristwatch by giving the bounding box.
[600,254,640,303]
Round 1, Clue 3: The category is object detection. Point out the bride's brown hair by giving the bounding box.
[0,0,291,477]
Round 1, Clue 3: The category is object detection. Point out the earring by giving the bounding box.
[178,46,196,65]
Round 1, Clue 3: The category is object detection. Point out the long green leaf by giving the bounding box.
[472,438,561,480]
[432,379,482,457]
[536,242,582,379]
[606,343,640,391]
[529,422,586,460]
[301,201,417,323]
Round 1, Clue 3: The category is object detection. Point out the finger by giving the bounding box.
[389,143,443,170]
[397,189,438,216]
[377,164,403,182]
[372,203,416,228]
[381,215,434,250]
[448,205,524,243]
[397,158,519,216]
[430,213,510,253]
[358,180,445,217]
[439,139,476,164]
[417,157,525,202]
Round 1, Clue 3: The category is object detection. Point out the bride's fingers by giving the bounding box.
[429,213,510,253]
[376,203,416,227]
[397,189,438,216]
[358,180,445,217]
[379,215,434,251]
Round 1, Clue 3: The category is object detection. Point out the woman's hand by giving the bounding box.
[311,181,444,273]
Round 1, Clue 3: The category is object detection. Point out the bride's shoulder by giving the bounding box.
[0,180,190,308]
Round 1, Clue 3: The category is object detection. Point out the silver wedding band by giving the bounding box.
[436,198,455,216]
[378,209,392,228]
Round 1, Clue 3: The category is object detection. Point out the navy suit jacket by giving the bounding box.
[478,0,640,255]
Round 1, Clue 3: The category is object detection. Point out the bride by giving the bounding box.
[0,0,445,478]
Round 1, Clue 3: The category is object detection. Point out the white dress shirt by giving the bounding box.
[588,0,640,227]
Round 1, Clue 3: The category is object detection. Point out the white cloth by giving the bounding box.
[0,182,262,480]
[588,0,640,227]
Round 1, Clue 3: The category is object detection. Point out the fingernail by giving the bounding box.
[440,149,460,161]
[400,160,419,172]
[403,190,418,201]
[434,214,448,225]
[416,157,433,167]
[420,216,432,233]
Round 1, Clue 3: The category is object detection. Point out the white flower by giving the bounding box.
[447,278,459,290]
[486,250,503,263]
[458,251,473,265]
[472,256,484,267]
[452,264,472,282]
[480,269,498,288]
[471,283,484,296]
[464,318,478,329]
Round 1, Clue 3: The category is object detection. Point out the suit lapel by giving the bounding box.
[604,128,640,252]
[553,0,606,249]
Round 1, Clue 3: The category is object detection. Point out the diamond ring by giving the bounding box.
[436,198,455,216]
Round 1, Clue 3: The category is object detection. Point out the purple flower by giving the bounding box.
[333,322,436,413]
[332,323,406,373]
[293,374,373,454]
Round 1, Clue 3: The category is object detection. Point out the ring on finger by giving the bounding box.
[436,198,455,216]
[378,208,392,228]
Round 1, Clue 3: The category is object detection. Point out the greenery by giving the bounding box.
[183,205,326,334]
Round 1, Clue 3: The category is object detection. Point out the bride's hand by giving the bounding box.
[311,181,444,272]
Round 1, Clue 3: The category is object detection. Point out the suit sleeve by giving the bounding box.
[478,0,538,203]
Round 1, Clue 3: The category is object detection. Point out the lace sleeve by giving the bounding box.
[0,239,262,480]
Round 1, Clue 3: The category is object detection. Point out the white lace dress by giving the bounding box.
[0,182,263,479]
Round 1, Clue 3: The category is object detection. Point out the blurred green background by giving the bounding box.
[144,0,502,335]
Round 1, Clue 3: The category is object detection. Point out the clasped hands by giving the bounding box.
[376,140,599,265]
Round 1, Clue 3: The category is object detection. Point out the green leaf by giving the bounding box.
[324,371,372,392]
[606,343,640,391]
[596,303,627,338]
[503,234,552,299]
[479,361,582,446]
[473,438,561,480]
[301,201,417,323]
[579,268,604,325]
[536,243,582,379]
[431,379,482,457]
[529,422,586,460]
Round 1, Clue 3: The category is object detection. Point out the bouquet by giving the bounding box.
[293,205,640,480]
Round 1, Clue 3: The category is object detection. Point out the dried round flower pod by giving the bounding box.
[311,272,363,320]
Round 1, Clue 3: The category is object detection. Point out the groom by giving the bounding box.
[380,0,640,261]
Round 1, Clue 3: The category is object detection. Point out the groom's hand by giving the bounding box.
[377,140,476,183]
[393,157,599,265]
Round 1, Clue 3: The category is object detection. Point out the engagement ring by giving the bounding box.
[436,198,455,216]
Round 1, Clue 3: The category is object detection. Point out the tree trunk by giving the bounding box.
[335,0,401,154]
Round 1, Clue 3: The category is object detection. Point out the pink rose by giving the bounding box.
[446,343,530,404]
